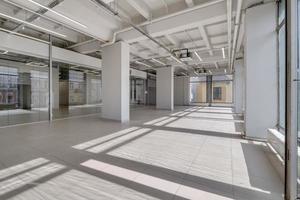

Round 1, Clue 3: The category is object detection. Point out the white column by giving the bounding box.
[102,41,130,122]
[156,67,174,110]
[244,3,277,139]
[233,59,244,114]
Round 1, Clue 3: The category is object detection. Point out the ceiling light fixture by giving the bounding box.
[26,0,87,28]
[135,61,152,68]
[0,27,50,44]
[0,13,66,38]
[194,51,203,62]
[0,50,8,54]
[222,48,226,59]
[151,58,166,66]
[170,55,183,64]
[214,62,219,69]
[26,62,48,68]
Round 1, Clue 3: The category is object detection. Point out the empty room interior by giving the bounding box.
[0,0,298,199]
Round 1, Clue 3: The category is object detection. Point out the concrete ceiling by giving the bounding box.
[0,0,252,74]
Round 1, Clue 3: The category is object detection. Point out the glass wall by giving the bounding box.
[130,78,146,105]
[146,76,156,105]
[53,62,102,119]
[0,52,49,126]
[190,76,207,103]
[189,75,233,106]
[211,75,233,104]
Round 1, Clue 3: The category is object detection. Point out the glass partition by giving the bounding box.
[53,62,102,119]
[211,75,233,105]
[130,78,146,105]
[190,76,207,103]
[0,52,49,126]
[189,75,233,106]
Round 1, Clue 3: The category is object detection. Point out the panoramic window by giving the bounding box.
[278,0,286,131]
[213,87,222,100]
[189,75,233,105]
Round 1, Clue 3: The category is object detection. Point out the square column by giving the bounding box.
[233,59,245,114]
[102,41,130,122]
[156,67,174,110]
[244,3,277,139]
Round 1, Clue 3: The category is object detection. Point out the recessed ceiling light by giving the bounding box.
[26,62,48,68]
[151,58,166,66]
[194,51,203,62]
[26,0,87,28]
[0,50,8,54]
[135,61,152,68]
[222,48,226,59]
[170,55,183,64]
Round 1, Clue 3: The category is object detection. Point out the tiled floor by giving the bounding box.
[0,106,283,200]
[0,104,102,127]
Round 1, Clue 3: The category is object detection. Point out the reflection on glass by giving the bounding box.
[130,78,146,105]
[190,82,207,103]
[212,81,233,103]
[189,75,233,105]
[0,52,50,126]
[53,63,102,119]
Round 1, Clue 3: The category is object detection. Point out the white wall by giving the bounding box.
[174,76,190,106]
[102,41,130,122]
[156,67,174,110]
[233,59,245,114]
[244,3,277,139]
[0,31,101,70]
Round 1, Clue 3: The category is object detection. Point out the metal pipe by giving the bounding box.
[91,0,190,70]
[3,0,107,42]
[230,0,276,71]
[227,0,232,70]
[229,0,243,72]
[0,27,50,44]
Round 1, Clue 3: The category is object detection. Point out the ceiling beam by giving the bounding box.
[165,34,181,48]
[126,0,151,20]
[117,0,227,43]
[12,0,64,32]
[130,45,149,59]
[185,0,194,8]
[71,39,102,54]
[68,0,227,54]
[198,25,213,56]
